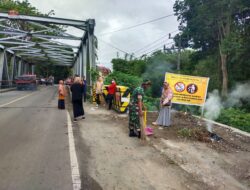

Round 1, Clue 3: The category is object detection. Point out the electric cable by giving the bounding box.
[138,41,175,57]
[132,29,179,54]
[98,14,175,36]
[99,38,137,58]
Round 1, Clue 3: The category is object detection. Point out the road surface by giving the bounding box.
[0,87,73,190]
[0,86,213,190]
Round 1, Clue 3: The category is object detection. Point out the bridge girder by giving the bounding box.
[0,12,96,86]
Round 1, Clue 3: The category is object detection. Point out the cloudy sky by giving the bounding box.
[28,0,179,68]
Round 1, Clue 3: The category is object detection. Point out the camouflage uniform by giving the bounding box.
[129,87,144,135]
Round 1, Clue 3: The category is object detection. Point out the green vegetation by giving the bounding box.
[104,0,250,131]
[1,0,249,131]
[104,71,142,91]
[35,64,72,83]
[173,0,250,97]
[112,58,146,77]
[216,108,250,132]
[177,128,193,138]
[89,68,99,82]
[0,0,40,15]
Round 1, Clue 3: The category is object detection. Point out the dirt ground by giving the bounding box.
[146,111,250,190]
[70,101,250,190]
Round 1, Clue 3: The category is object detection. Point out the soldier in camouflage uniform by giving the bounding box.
[129,80,151,138]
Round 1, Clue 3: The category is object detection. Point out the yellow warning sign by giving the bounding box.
[165,73,209,106]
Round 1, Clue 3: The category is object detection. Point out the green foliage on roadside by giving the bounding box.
[89,68,99,82]
[216,108,250,132]
[192,56,221,91]
[104,71,142,91]
[143,96,160,111]
[177,128,193,138]
[143,51,177,97]
[112,58,146,76]
[35,64,71,83]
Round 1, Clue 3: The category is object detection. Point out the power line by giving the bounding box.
[132,29,179,54]
[98,14,175,36]
[137,40,174,56]
[133,34,169,54]
[99,38,137,58]
[138,41,175,57]
[135,40,170,55]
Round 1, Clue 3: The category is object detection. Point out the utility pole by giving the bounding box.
[168,33,181,72]
[177,34,181,71]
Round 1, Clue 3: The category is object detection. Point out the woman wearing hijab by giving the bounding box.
[129,79,151,138]
[95,76,104,107]
[152,81,173,127]
[58,80,66,109]
[70,77,85,121]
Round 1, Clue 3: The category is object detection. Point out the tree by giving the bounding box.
[174,0,247,97]
[143,51,177,97]
[112,58,146,77]
[35,63,72,83]
[0,0,71,80]
[104,71,142,91]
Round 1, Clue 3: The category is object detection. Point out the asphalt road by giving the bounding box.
[0,87,73,190]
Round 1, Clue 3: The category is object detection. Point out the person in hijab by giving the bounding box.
[70,77,85,122]
[152,81,173,127]
[95,76,103,107]
[128,79,151,138]
[58,80,66,109]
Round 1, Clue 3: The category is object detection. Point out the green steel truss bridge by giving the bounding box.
[0,12,96,87]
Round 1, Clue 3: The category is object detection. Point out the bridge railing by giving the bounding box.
[0,80,16,89]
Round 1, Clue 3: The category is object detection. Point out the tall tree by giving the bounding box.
[174,0,246,97]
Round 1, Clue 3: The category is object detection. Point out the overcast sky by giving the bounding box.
[28,0,179,68]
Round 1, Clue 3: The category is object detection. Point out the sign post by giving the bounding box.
[165,73,209,114]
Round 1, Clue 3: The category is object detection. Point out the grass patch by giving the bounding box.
[216,108,250,132]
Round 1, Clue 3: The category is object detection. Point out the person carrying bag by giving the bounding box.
[152,81,173,127]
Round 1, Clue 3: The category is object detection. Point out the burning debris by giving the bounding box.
[209,132,222,142]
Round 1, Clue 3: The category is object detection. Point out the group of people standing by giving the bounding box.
[58,75,117,121]
[95,76,117,110]
[58,74,174,139]
[57,76,87,122]
[129,80,173,138]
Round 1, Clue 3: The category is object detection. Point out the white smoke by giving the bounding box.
[225,82,250,107]
[204,90,223,132]
[204,82,250,132]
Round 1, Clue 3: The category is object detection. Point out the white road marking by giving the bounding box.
[0,91,82,189]
[0,93,33,107]
[66,111,82,190]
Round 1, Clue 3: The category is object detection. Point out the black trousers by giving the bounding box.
[72,100,84,118]
[83,92,87,102]
[96,94,101,105]
[107,94,114,110]
[58,99,65,109]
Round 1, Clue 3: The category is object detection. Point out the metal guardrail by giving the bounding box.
[0,80,16,91]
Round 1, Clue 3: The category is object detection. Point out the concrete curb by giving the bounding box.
[0,88,16,93]
[193,115,250,137]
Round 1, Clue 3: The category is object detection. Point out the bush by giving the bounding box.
[178,128,192,138]
[112,58,146,76]
[143,96,160,111]
[104,71,142,91]
[216,108,250,132]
